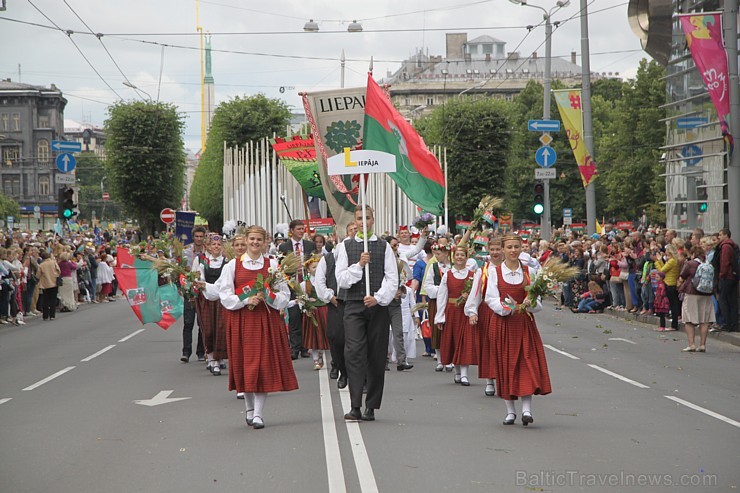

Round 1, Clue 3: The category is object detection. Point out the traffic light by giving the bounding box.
[59,187,77,219]
[697,180,708,213]
[533,181,544,215]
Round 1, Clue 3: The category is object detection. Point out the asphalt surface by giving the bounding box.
[1,298,738,492]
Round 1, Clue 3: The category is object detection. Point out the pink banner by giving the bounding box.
[679,13,732,147]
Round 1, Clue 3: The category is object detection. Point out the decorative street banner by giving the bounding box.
[553,89,599,187]
[456,220,471,232]
[270,136,325,199]
[679,13,732,149]
[302,88,366,237]
[115,249,184,329]
[309,218,335,236]
[175,211,196,245]
[363,74,445,215]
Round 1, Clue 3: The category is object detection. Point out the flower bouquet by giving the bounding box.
[413,212,435,231]
[518,257,581,315]
[237,251,299,310]
[457,277,474,306]
[470,196,503,231]
[289,279,325,326]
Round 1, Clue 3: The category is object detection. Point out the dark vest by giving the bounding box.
[343,238,387,301]
[323,251,345,301]
[200,254,225,284]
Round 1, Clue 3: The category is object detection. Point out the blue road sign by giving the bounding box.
[676,117,709,129]
[563,208,573,218]
[681,144,703,166]
[535,146,557,168]
[51,140,82,152]
[528,120,561,132]
[56,153,77,173]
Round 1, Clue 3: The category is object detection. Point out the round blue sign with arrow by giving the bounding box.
[56,153,77,173]
[535,146,557,168]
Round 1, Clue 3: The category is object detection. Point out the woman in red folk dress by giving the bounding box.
[194,233,228,375]
[423,240,452,372]
[466,237,503,397]
[485,234,551,426]
[300,255,329,370]
[215,225,298,429]
[434,245,479,386]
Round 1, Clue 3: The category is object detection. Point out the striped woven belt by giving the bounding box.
[447,297,459,305]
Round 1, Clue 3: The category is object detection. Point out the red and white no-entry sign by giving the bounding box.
[160,208,176,224]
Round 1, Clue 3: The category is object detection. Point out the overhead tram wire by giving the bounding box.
[62,0,147,101]
[25,0,123,99]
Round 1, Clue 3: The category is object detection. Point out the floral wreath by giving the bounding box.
[431,243,452,252]
[303,253,323,269]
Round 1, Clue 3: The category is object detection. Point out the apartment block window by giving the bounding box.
[426,96,435,106]
[1,113,7,131]
[482,44,493,55]
[3,146,19,165]
[37,139,50,162]
[12,113,20,131]
[3,177,20,196]
[38,175,50,196]
[39,115,50,128]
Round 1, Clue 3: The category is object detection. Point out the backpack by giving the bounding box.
[692,260,714,294]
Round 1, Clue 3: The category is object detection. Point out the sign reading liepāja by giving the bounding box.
[327,148,396,176]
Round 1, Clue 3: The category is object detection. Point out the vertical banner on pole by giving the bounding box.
[175,211,197,244]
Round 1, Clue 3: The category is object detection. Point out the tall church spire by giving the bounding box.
[204,34,215,135]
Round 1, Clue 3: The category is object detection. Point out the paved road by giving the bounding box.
[1,300,738,492]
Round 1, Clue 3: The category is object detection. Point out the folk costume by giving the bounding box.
[194,251,228,374]
[434,266,479,385]
[300,273,330,369]
[216,253,298,428]
[465,262,498,395]
[422,254,451,371]
[485,261,551,425]
[314,252,347,386]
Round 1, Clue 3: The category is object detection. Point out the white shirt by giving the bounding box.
[192,253,226,302]
[313,255,334,303]
[484,262,542,316]
[434,267,473,324]
[422,261,450,299]
[334,235,399,306]
[464,265,489,317]
[397,235,427,266]
[215,255,290,311]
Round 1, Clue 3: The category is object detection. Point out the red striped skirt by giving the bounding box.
[477,303,497,379]
[439,302,479,366]
[302,305,329,350]
[195,294,228,360]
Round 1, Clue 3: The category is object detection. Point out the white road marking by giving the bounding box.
[338,388,379,493]
[22,366,76,391]
[319,369,346,493]
[0,398,12,405]
[544,344,580,360]
[587,364,650,389]
[118,329,145,342]
[608,337,637,345]
[665,396,740,429]
[81,345,116,362]
[134,390,191,407]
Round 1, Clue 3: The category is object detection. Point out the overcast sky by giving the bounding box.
[0,0,646,152]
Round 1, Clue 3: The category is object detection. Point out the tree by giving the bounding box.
[75,152,123,222]
[0,192,19,221]
[104,101,185,235]
[416,97,512,219]
[190,94,291,230]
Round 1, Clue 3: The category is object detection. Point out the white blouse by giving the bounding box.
[214,255,290,311]
[434,267,473,325]
[484,262,542,316]
[422,261,450,300]
[192,253,226,302]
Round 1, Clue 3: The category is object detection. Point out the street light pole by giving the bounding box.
[580,0,597,235]
[724,0,740,235]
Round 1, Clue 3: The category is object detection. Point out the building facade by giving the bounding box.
[629,0,729,234]
[0,80,67,229]
[384,33,607,120]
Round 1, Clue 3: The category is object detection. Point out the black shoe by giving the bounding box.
[522,412,533,426]
[503,413,516,425]
[291,351,299,360]
[337,375,348,389]
[197,355,206,362]
[300,350,310,358]
[180,355,190,363]
[252,417,265,429]
[344,408,362,420]
[397,363,414,371]
[460,376,470,386]
[361,408,375,421]
[329,367,339,379]
[385,365,390,371]
[484,384,496,396]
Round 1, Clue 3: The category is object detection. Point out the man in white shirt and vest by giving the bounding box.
[335,205,398,421]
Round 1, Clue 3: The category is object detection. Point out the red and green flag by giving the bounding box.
[116,249,184,330]
[363,74,445,215]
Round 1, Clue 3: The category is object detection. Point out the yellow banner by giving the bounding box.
[553,89,598,187]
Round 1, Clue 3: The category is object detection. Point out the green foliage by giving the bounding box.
[104,101,185,235]
[0,192,19,220]
[75,152,122,221]
[190,94,291,230]
[416,97,512,218]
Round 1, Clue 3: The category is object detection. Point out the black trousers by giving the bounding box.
[665,285,681,330]
[288,304,304,354]
[181,301,204,357]
[41,287,58,320]
[327,301,346,376]
[717,279,739,331]
[343,301,390,410]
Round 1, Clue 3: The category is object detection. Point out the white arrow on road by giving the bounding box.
[134,390,191,407]
[608,337,637,345]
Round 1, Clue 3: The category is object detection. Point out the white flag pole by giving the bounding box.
[360,172,370,296]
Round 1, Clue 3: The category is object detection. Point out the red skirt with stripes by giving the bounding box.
[477,303,497,379]
[195,294,228,360]
[439,301,479,366]
[302,305,329,350]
